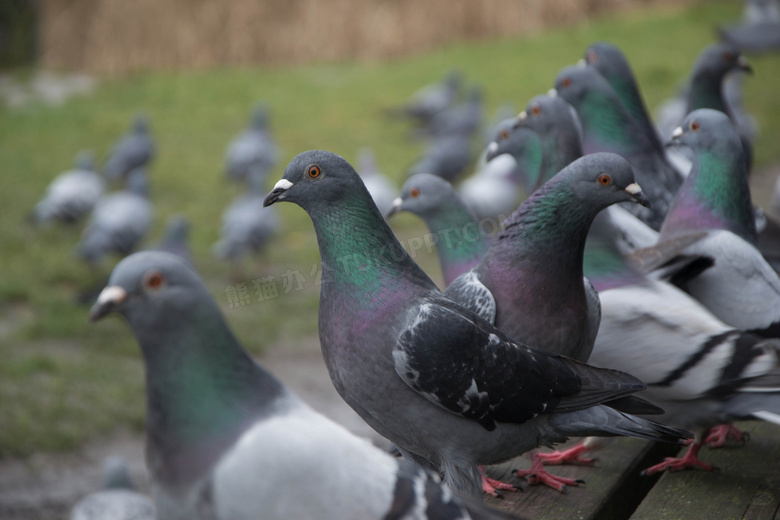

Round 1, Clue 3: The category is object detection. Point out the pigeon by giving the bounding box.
[585,210,780,474]
[482,124,544,197]
[515,91,583,189]
[409,134,473,182]
[423,85,484,138]
[481,102,517,146]
[357,148,397,218]
[77,168,153,264]
[32,151,104,225]
[391,69,463,124]
[583,42,663,152]
[458,119,530,221]
[718,0,780,53]
[224,104,278,186]
[554,64,683,229]
[213,179,278,264]
[263,150,689,498]
[637,110,780,336]
[684,43,754,170]
[151,215,191,261]
[88,251,519,520]
[70,456,156,520]
[387,173,490,286]
[104,114,155,182]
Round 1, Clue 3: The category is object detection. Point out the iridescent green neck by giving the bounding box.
[687,78,727,113]
[578,91,639,154]
[422,202,489,284]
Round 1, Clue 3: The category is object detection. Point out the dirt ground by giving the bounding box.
[0,336,390,520]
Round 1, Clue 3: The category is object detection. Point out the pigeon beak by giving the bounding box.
[263,179,294,207]
[386,197,403,218]
[89,286,127,322]
[625,183,651,208]
[576,58,587,68]
[666,126,684,147]
[485,141,500,161]
[737,55,753,74]
[512,111,527,129]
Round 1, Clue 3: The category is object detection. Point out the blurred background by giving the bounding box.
[1,0,779,518]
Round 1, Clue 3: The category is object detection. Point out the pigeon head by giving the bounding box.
[89,251,207,327]
[552,63,605,108]
[516,92,581,141]
[74,150,96,171]
[485,125,542,163]
[132,114,150,134]
[264,150,373,211]
[558,152,649,208]
[486,117,516,144]
[692,43,752,78]
[388,173,458,219]
[250,104,270,130]
[583,42,633,83]
[669,109,742,150]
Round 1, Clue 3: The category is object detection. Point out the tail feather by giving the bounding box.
[549,405,692,445]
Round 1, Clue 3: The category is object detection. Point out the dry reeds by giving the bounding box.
[38,0,686,76]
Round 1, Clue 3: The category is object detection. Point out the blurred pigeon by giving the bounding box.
[555,64,683,229]
[104,114,155,182]
[585,211,780,474]
[637,110,780,336]
[423,85,484,138]
[409,134,473,182]
[32,151,104,225]
[719,0,780,53]
[388,173,490,286]
[515,91,583,188]
[264,150,689,497]
[482,102,516,146]
[391,70,463,123]
[89,251,518,520]
[685,43,754,170]
[583,42,663,152]
[77,168,153,264]
[70,456,156,520]
[357,148,397,218]
[151,214,191,261]
[224,104,278,186]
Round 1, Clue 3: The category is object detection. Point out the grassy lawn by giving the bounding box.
[2,0,779,456]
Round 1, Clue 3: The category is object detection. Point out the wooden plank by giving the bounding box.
[485,437,679,519]
[630,421,780,520]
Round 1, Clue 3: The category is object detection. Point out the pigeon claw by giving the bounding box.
[537,442,597,466]
[640,442,717,476]
[480,471,521,498]
[703,424,750,449]
[514,466,583,493]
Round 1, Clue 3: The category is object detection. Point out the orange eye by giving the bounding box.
[499,129,510,140]
[723,51,734,62]
[598,174,612,186]
[410,187,420,198]
[532,105,541,116]
[307,165,321,178]
[144,271,164,290]
[561,77,571,88]
[690,120,700,132]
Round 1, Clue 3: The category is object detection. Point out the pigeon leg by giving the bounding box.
[479,467,521,498]
[513,451,584,493]
[704,423,749,448]
[640,440,716,476]
[536,441,597,466]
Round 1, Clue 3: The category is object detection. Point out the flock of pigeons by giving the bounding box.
[30,3,780,519]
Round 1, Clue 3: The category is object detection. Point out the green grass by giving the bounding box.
[2,0,780,456]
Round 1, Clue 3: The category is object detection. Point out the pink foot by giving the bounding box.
[640,442,717,476]
[514,452,584,493]
[479,466,521,498]
[704,424,749,448]
[537,442,597,466]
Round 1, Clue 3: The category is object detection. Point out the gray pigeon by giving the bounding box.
[77,168,153,264]
[32,151,104,225]
[264,150,690,498]
[638,110,780,336]
[357,148,397,218]
[423,85,484,138]
[224,104,278,186]
[409,134,474,182]
[585,211,780,474]
[104,115,155,182]
[388,173,490,286]
[392,70,463,123]
[151,214,191,261]
[554,64,683,229]
[70,456,156,520]
[213,182,278,264]
[719,0,780,53]
[89,251,519,520]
